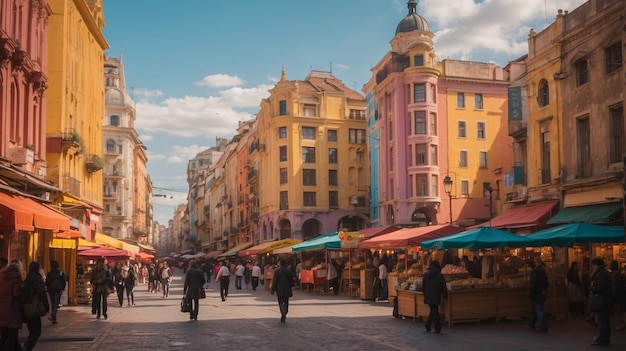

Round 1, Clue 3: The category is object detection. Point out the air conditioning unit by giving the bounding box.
[9,148,34,165]
[349,195,359,205]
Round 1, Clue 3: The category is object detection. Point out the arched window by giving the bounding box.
[106,139,115,152]
[110,115,120,126]
[537,79,549,107]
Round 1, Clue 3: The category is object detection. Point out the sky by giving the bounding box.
[101,0,587,225]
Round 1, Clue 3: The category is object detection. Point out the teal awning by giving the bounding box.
[547,203,622,224]
[526,223,625,246]
[291,232,340,251]
[421,226,535,250]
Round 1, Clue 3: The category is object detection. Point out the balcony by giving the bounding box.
[62,174,81,196]
[247,169,258,182]
[103,191,116,199]
[85,154,104,173]
[105,170,125,178]
[61,128,84,152]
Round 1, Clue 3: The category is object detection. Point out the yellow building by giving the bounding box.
[255,70,369,241]
[45,0,108,239]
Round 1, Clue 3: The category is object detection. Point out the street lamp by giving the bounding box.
[443,175,453,224]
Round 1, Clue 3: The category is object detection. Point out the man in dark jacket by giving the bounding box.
[23,261,50,351]
[422,260,447,333]
[89,258,111,320]
[528,256,549,332]
[271,259,294,323]
[590,257,612,345]
[184,260,206,321]
[45,260,66,324]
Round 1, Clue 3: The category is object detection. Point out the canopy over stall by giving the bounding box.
[203,250,223,259]
[239,238,302,256]
[78,246,130,259]
[358,226,399,240]
[469,201,559,230]
[547,203,623,225]
[359,225,461,249]
[525,223,625,246]
[215,242,254,259]
[291,232,341,252]
[421,226,536,250]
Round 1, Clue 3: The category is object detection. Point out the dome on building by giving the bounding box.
[395,0,430,34]
[105,87,134,108]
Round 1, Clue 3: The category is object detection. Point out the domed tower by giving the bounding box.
[390,0,436,67]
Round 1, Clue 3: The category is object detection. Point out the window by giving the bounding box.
[458,121,467,138]
[414,111,426,134]
[389,121,393,140]
[575,59,589,86]
[328,148,338,163]
[118,145,122,154]
[279,127,287,139]
[280,191,288,210]
[302,127,316,140]
[356,150,365,164]
[348,129,366,144]
[279,100,287,115]
[408,146,413,166]
[477,122,486,139]
[414,54,424,66]
[414,83,425,102]
[429,112,437,136]
[106,139,115,152]
[303,169,316,186]
[474,94,483,110]
[430,175,438,197]
[541,127,551,184]
[479,151,488,169]
[328,169,338,186]
[303,104,317,117]
[538,79,549,107]
[457,93,465,108]
[416,174,427,196]
[327,129,338,142]
[416,144,426,165]
[349,109,366,120]
[279,146,287,162]
[303,192,316,206]
[610,105,624,164]
[302,147,316,163]
[280,168,288,184]
[110,115,120,126]
[577,116,591,178]
[329,191,339,208]
[461,180,469,196]
[428,85,436,103]
[605,42,622,74]
[459,150,468,167]
[430,145,437,166]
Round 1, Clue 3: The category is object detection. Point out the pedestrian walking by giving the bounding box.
[125,264,137,306]
[216,261,230,301]
[244,261,252,289]
[148,263,157,293]
[183,260,205,321]
[528,256,549,332]
[161,262,172,298]
[234,261,245,289]
[271,259,294,323]
[89,258,112,319]
[45,260,66,324]
[22,261,50,351]
[112,262,126,307]
[251,262,262,291]
[0,259,23,351]
[589,257,612,345]
[422,259,447,333]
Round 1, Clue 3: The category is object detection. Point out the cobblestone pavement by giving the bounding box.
[19,271,626,351]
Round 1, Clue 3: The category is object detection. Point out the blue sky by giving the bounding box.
[102,0,586,225]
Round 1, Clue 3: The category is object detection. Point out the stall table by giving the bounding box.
[300,269,327,294]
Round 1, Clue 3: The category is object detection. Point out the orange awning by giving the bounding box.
[470,201,559,230]
[0,191,35,231]
[17,197,70,232]
[54,229,82,239]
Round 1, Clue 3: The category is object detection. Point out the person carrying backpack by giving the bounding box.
[45,260,66,324]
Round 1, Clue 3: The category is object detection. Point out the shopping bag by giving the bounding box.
[180,298,191,313]
[23,297,47,319]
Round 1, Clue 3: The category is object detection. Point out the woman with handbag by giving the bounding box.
[22,261,50,351]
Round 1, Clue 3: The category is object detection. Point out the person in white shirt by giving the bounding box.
[215,261,230,301]
[378,257,389,301]
[251,262,262,291]
[234,262,245,290]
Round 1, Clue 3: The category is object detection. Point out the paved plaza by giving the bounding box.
[19,270,626,351]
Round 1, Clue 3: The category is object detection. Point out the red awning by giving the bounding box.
[136,252,154,262]
[0,191,35,231]
[77,246,130,259]
[358,226,399,239]
[359,224,462,249]
[54,229,82,239]
[203,250,223,259]
[470,201,559,230]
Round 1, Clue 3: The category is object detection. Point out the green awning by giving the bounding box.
[547,203,622,225]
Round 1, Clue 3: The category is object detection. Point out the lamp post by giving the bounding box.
[443,175,453,224]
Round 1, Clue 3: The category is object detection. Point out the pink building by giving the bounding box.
[0,0,50,176]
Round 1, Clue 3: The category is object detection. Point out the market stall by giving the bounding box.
[394,227,541,326]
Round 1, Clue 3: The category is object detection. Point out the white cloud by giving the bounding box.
[139,134,153,141]
[134,84,271,138]
[196,74,245,88]
[335,63,350,70]
[133,88,163,99]
[419,0,586,61]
